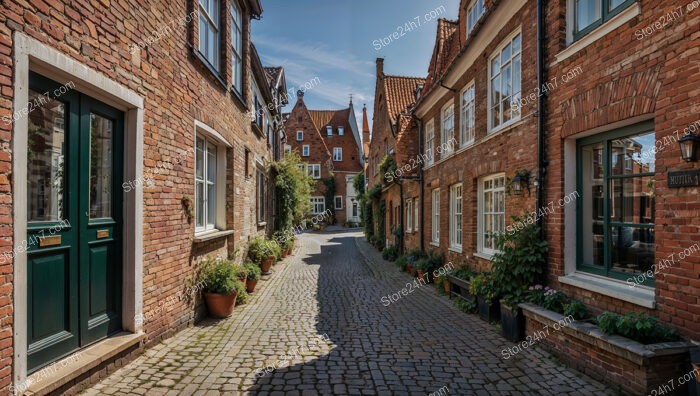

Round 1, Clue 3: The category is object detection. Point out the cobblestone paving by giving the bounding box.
[87,230,613,395]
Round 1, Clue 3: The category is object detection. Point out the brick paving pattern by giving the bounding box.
[87,230,613,395]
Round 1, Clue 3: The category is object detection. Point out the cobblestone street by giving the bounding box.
[88,230,613,395]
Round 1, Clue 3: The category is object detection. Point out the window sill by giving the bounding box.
[190,46,228,90]
[449,246,462,253]
[230,87,248,111]
[473,251,494,261]
[257,222,267,228]
[193,229,235,243]
[552,3,641,66]
[558,272,655,309]
[430,242,440,247]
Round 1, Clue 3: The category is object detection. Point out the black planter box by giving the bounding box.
[500,301,525,342]
[477,295,500,323]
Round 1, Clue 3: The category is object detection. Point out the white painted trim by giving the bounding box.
[12,32,144,390]
[194,119,232,148]
[553,3,641,66]
[559,273,655,308]
[415,0,528,117]
[477,173,505,256]
[193,125,229,234]
[487,28,523,133]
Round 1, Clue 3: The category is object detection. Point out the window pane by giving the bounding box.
[207,183,216,226]
[196,138,204,179]
[610,226,654,274]
[196,181,205,228]
[27,91,66,222]
[610,176,655,224]
[501,43,511,63]
[576,0,601,31]
[89,114,113,219]
[491,76,501,106]
[207,143,216,183]
[609,0,626,11]
[610,131,655,175]
[512,34,521,53]
[580,141,605,268]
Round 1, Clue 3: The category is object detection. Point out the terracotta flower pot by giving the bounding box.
[203,291,238,318]
[246,279,258,293]
[405,264,414,274]
[416,270,424,280]
[238,275,247,284]
[260,256,275,274]
[285,248,292,256]
[443,280,451,294]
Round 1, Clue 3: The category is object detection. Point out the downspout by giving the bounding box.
[536,0,547,237]
[399,181,404,255]
[417,117,425,252]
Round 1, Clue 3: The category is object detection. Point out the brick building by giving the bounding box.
[284,92,363,225]
[367,59,425,251]
[0,0,287,393]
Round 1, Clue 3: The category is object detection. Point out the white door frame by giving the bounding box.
[12,32,144,389]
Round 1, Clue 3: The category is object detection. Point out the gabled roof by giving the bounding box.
[383,75,426,123]
[422,19,460,95]
[264,67,282,85]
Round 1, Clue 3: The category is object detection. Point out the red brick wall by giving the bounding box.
[420,0,539,272]
[0,0,274,389]
[544,0,700,341]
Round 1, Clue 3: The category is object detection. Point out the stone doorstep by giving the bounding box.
[25,332,145,396]
[519,303,694,366]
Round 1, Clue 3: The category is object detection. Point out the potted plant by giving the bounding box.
[381,245,398,262]
[435,273,450,295]
[395,254,408,272]
[248,238,278,274]
[415,258,429,281]
[201,259,244,318]
[244,261,261,293]
[234,264,247,284]
[469,273,499,322]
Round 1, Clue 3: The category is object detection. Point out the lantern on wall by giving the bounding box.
[678,132,700,162]
[511,169,531,196]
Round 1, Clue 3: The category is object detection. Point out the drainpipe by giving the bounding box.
[536,0,547,238]
[399,180,404,255]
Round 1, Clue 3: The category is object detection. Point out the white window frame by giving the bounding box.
[334,195,343,210]
[284,144,292,154]
[338,126,345,135]
[431,188,440,245]
[297,131,304,141]
[310,197,325,215]
[257,168,266,224]
[414,197,419,232]
[333,147,342,162]
[478,174,506,255]
[198,0,220,71]
[441,103,455,157]
[467,0,485,36]
[425,119,435,166]
[460,82,476,147]
[308,164,321,179]
[230,0,243,92]
[302,145,310,157]
[406,199,413,233]
[194,125,228,234]
[326,126,333,136]
[488,30,522,133]
[450,184,463,251]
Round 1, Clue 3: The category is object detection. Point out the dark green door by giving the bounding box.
[26,73,123,372]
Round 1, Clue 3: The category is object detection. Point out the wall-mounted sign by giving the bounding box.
[668,170,700,188]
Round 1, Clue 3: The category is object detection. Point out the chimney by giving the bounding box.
[376,58,384,78]
[297,89,304,100]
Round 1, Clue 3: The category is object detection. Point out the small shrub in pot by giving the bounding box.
[201,258,244,318]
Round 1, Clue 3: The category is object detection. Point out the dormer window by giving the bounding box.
[338,127,344,136]
[326,126,332,136]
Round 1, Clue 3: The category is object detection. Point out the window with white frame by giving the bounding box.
[198,0,220,71]
[284,144,292,154]
[406,199,413,233]
[338,126,345,135]
[334,196,343,210]
[326,126,333,136]
[297,131,303,141]
[489,32,522,131]
[431,189,440,244]
[302,145,310,157]
[467,0,485,35]
[479,174,506,254]
[450,184,463,250]
[425,119,435,165]
[195,134,225,233]
[441,103,455,156]
[333,147,342,161]
[297,163,306,172]
[460,83,475,147]
[308,164,321,179]
[310,197,325,214]
[230,1,243,91]
[414,197,419,231]
[573,0,634,41]
[257,169,266,223]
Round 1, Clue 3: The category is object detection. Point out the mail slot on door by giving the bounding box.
[96,229,110,239]
[38,235,62,247]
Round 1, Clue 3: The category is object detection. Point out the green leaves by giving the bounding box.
[596,311,680,344]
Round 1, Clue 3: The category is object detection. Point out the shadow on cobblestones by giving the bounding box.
[246,233,614,395]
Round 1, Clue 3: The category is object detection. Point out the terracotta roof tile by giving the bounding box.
[308,110,338,132]
[383,75,426,123]
[422,19,459,95]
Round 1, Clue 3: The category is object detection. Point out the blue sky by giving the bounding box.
[252,0,459,134]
